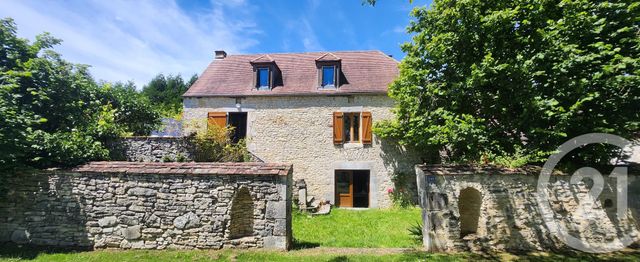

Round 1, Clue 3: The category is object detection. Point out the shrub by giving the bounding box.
[408,221,423,243]
[191,124,250,162]
[389,171,418,208]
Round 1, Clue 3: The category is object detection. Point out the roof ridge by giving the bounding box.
[226,50,385,57]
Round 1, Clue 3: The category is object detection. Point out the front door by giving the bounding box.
[335,170,370,208]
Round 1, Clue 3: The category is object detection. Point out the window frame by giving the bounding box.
[316,61,340,89]
[321,65,336,88]
[256,67,270,90]
[343,112,361,143]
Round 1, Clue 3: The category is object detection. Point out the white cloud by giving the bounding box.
[299,19,324,52]
[0,0,260,88]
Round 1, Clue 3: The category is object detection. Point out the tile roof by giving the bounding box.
[71,161,292,176]
[183,50,398,97]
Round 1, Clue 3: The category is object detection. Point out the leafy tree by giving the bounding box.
[142,73,197,115]
[0,18,160,169]
[375,0,640,166]
[98,81,161,136]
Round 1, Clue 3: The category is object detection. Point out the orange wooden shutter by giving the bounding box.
[362,112,372,144]
[333,112,344,144]
[208,112,227,129]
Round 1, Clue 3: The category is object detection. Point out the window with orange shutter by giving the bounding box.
[333,111,372,145]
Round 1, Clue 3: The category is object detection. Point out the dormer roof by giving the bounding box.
[250,54,275,64]
[315,52,341,62]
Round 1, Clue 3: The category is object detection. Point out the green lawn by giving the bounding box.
[1,247,640,262]
[2,208,640,261]
[292,208,422,248]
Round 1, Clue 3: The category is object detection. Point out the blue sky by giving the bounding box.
[0,0,431,88]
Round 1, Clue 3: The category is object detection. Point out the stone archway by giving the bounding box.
[458,187,482,238]
[229,187,254,239]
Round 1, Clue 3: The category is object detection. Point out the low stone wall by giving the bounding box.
[0,162,292,250]
[110,137,194,162]
[416,165,640,252]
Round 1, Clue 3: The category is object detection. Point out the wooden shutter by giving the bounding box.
[208,112,227,129]
[333,112,344,144]
[361,112,372,144]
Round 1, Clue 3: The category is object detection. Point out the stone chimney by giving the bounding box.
[215,50,227,59]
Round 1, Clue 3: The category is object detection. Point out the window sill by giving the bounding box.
[317,86,337,90]
[343,142,364,149]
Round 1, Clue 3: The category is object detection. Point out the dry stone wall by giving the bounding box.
[416,165,640,252]
[109,137,194,162]
[0,162,292,250]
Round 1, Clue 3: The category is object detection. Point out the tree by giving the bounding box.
[142,73,197,115]
[375,0,640,166]
[0,18,160,169]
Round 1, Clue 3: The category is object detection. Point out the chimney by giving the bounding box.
[215,50,227,59]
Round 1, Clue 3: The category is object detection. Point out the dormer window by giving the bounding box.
[316,52,341,90]
[322,66,336,87]
[257,67,270,90]
[250,54,280,91]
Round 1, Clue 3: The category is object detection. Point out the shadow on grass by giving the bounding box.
[393,249,640,262]
[0,243,92,260]
[290,239,320,250]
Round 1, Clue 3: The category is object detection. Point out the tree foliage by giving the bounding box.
[0,18,160,169]
[142,73,197,116]
[375,0,640,166]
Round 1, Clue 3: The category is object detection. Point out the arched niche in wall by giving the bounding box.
[228,187,254,239]
[458,187,482,238]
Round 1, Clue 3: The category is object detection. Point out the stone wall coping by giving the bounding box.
[69,161,292,176]
[417,164,548,176]
[417,164,639,176]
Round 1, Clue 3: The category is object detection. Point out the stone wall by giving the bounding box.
[109,137,194,162]
[183,95,421,208]
[0,162,292,250]
[416,165,640,252]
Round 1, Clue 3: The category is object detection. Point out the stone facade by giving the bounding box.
[0,162,292,250]
[416,165,640,252]
[183,95,420,208]
[110,137,194,162]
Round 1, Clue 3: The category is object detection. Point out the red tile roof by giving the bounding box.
[71,161,292,176]
[183,50,398,97]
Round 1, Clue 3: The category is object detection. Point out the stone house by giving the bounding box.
[182,50,419,208]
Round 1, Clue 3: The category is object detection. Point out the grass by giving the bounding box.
[1,246,640,262]
[292,207,422,248]
[2,208,640,261]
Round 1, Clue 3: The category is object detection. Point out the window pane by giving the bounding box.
[336,171,351,194]
[353,113,360,142]
[322,66,335,86]
[343,113,351,142]
[258,68,269,88]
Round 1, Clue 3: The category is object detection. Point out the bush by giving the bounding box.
[191,124,251,162]
[388,171,418,208]
[408,221,423,243]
